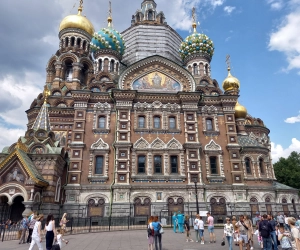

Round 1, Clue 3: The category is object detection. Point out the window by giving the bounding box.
[193,64,199,75]
[120,151,126,157]
[190,163,197,170]
[210,156,218,174]
[154,155,162,173]
[170,156,178,173]
[121,123,127,129]
[191,174,198,182]
[154,116,161,129]
[119,175,126,181]
[245,158,252,174]
[138,116,145,128]
[206,119,213,131]
[169,117,176,129]
[95,156,103,174]
[55,177,61,202]
[259,158,264,174]
[187,114,194,120]
[188,134,195,141]
[110,60,115,72]
[138,156,146,173]
[65,62,73,81]
[98,116,106,129]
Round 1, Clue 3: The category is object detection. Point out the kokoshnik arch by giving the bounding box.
[0,0,298,220]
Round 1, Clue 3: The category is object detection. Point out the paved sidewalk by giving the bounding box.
[0,228,262,250]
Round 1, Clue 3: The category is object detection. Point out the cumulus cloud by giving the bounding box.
[268,1,300,71]
[284,111,300,123]
[271,138,300,163]
[0,126,25,152]
[224,6,236,15]
[267,0,284,10]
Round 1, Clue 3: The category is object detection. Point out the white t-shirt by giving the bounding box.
[198,220,204,230]
[194,219,199,230]
[57,234,62,248]
[284,217,289,224]
[32,221,41,238]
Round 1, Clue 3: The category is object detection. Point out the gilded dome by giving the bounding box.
[179,23,214,61]
[90,18,125,55]
[235,101,247,119]
[59,7,95,36]
[222,67,240,92]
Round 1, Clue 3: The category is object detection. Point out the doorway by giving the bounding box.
[10,196,25,223]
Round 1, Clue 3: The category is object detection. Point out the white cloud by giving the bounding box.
[268,5,300,71]
[284,111,300,123]
[271,138,300,162]
[224,6,236,14]
[267,0,284,10]
[0,126,25,152]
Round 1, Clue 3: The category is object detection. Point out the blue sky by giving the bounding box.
[0,0,299,162]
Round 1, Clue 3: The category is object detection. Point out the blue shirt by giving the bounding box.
[152,222,161,232]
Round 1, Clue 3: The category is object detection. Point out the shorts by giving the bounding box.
[208,226,214,233]
[186,230,190,237]
[199,229,204,237]
[239,234,248,243]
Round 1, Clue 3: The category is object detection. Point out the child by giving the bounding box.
[198,216,205,244]
[254,229,263,249]
[184,215,193,242]
[278,225,295,250]
[57,229,69,248]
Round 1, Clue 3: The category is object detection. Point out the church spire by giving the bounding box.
[107,1,113,28]
[31,85,51,131]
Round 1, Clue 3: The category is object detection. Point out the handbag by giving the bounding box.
[51,242,61,250]
[221,240,225,246]
[159,227,164,234]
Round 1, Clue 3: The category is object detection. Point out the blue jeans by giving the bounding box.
[263,236,272,250]
[226,236,233,250]
[270,231,278,250]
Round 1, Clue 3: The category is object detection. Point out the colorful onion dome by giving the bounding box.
[235,101,247,119]
[59,5,95,36]
[90,17,125,55]
[222,67,240,93]
[179,23,214,61]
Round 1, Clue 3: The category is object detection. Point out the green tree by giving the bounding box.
[274,151,300,189]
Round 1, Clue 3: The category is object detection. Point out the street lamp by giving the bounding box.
[194,180,199,214]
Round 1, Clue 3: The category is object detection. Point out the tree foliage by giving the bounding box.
[274,151,300,189]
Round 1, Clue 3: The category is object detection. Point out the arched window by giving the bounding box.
[136,14,141,22]
[153,116,161,129]
[138,155,146,173]
[83,40,87,50]
[116,62,119,73]
[91,87,101,92]
[65,37,69,47]
[54,177,61,202]
[205,64,209,75]
[169,117,176,129]
[65,91,72,97]
[57,103,67,108]
[210,156,218,174]
[245,158,252,174]
[95,156,104,174]
[65,60,73,81]
[193,64,198,75]
[110,60,115,72]
[71,37,75,46]
[138,116,145,128]
[259,158,264,174]
[148,10,153,20]
[76,38,81,48]
[206,119,213,131]
[52,91,62,96]
[154,155,162,173]
[170,156,178,173]
[81,63,89,85]
[98,116,106,129]
[103,59,109,72]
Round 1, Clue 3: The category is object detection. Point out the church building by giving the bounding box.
[0,0,298,220]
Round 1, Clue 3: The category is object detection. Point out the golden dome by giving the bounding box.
[59,7,95,36]
[222,67,240,92]
[235,101,247,119]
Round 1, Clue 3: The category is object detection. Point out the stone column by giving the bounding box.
[22,201,34,217]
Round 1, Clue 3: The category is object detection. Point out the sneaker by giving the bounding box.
[250,247,253,250]
[190,239,194,242]
[201,241,204,244]
[186,239,189,242]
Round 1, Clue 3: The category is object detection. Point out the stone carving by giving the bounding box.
[166,138,183,150]
[151,138,165,149]
[33,147,44,154]
[134,138,149,149]
[91,138,109,150]
[6,167,25,183]
[204,140,221,151]
[94,102,111,111]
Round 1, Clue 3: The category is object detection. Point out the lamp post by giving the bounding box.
[194,181,199,214]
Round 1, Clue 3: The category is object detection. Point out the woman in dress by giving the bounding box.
[151,216,162,250]
[44,214,56,250]
[60,213,69,235]
[223,217,234,250]
[147,216,154,250]
[29,214,44,250]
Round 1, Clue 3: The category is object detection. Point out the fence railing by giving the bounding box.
[1,211,299,242]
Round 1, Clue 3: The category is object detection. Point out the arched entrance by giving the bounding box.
[168,197,184,216]
[0,196,10,221]
[87,198,105,217]
[134,198,151,216]
[210,197,227,216]
[282,198,289,215]
[265,197,272,214]
[250,197,259,216]
[10,196,25,222]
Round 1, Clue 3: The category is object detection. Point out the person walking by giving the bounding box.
[194,214,200,242]
[198,216,205,244]
[184,215,193,242]
[259,214,272,250]
[268,214,278,250]
[278,225,295,250]
[147,216,154,250]
[56,229,69,248]
[244,215,254,250]
[27,215,37,244]
[19,215,28,244]
[151,216,162,250]
[29,214,44,250]
[236,215,250,250]
[44,214,56,250]
[223,217,234,250]
[60,213,69,235]
[277,212,285,227]
[206,212,216,243]
[232,216,239,245]
[172,212,177,233]
[288,217,300,250]
[177,211,184,233]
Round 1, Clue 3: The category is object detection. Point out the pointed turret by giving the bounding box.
[31,85,51,131]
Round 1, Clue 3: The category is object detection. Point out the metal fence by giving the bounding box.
[1,211,299,242]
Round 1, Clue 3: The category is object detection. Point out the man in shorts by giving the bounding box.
[236,215,250,250]
[206,212,216,243]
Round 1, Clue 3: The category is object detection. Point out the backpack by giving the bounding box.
[260,221,270,238]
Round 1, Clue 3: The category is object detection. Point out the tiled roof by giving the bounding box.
[31,103,51,131]
[273,181,297,190]
[237,135,260,147]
